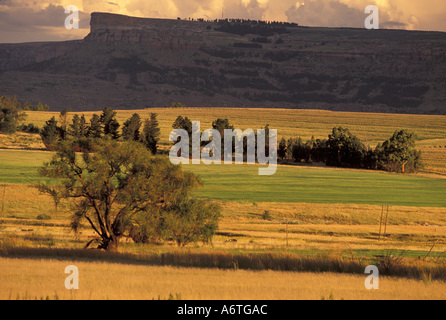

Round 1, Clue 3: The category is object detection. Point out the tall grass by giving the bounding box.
[3,256,446,300]
[1,247,445,281]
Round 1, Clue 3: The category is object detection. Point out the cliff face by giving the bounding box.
[84,12,203,51]
[0,12,445,114]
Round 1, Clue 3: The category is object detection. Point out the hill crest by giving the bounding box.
[0,12,445,114]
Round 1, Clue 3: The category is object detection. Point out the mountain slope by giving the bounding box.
[0,12,445,114]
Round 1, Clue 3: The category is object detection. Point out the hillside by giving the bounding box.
[0,12,446,114]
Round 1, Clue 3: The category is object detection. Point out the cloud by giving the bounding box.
[381,21,407,29]
[285,0,365,28]
[1,0,445,43]
[284,0,446,31]
[0,2,90,43]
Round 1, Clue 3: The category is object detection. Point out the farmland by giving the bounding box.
[1,150,446,206]
[0,108,445,300]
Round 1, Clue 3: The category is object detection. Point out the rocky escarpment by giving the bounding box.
[84,12,205,51]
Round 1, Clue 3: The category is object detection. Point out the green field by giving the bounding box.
[185,164,446,207]
[0,150,52,184]
[1,150,445,207]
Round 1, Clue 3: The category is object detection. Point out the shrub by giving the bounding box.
[262,210,272,221]
[36,214,51,220]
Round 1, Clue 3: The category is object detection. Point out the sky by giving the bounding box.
[1,0,445,43]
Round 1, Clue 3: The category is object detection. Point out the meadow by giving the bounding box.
[185,163,446,207]
[0,108,445,300]
[1,149,446,207]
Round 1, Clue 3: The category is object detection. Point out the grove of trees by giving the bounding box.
[172,115,423,174]
[278,127,422,173]
[40,107,161,155]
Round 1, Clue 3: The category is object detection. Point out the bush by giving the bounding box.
[18,123,40,134]
[0,96,27,134]
[169,102,186,108]
[262,210,272,221]
[36,214,51,220]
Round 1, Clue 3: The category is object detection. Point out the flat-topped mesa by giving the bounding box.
[84,12,205,51]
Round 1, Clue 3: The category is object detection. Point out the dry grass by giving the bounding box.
[22,108,446,146]
[1,185,446,256]
[0,132,45,150]
[1,257,445,300]
[418,147,446,175]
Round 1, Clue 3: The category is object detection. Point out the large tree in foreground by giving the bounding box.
[38,139,219,251]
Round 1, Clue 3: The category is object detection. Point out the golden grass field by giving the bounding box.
[0,108,445,300]
[1,184,446,254]
[2,257,446,300]
[15,108,446,146]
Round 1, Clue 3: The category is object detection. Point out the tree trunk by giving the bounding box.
[99,236,119,252]
[401,160,408,173]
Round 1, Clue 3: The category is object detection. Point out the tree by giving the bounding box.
[172,115,193,156]
[69,114,82,138]
[305,136,316,162]
[375,130,422,173]
[278,137,287,160]
[59,109,69,140]
[292,137,306,162]
[212,118,234,157]
[172,115,192,135]
[327,127,366,168]
[87,114,102,138]
[100,107,120,139]
[40,116,63,151]
[312,138,329,163]
[169,102,186,108]
[212,118,234,135]
[259,124,271,158]
[122,113,142,141]
[159,198,221,246]
[141,113,161,154]
[0,96,27,134]
[80,114,87,137]
[37,140,218,251]
[286,137,297,160]
[34,102,50,111]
